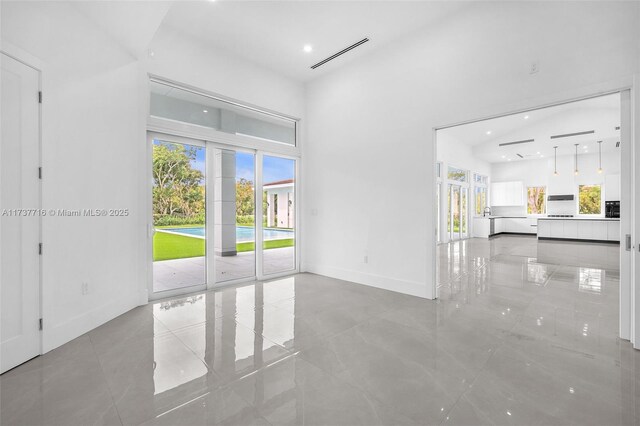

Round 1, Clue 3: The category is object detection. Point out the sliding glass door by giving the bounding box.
[152,138,207,293]
[262,155,296,275]
[150,135,298,297]
[214,149,256,283]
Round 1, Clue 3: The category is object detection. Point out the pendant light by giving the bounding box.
[553,146,559,176]
[597,140,603,174]
[574,143,579,175]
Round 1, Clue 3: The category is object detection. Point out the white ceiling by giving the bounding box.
[438,93,621,164]
[6,1,466,82]
[159,1,466,82]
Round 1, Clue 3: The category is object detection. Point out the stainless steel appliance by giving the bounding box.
[605,201,620,218]
[548,194,575,201]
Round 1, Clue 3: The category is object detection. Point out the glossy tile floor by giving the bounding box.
[2,236,638,425]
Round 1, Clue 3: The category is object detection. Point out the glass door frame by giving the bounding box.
[147,131,300,301]
[447,183,469,242]
[147,132,209,300]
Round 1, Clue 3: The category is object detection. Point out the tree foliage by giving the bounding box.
[236,178,254,217]
[527,187,546,214]
[579,185,602,214]
[153,143,204,223]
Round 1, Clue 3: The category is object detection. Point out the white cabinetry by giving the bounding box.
[607,221,620,241]
[491,217,535,235]
[473,218,490,238]
[490,181,524,206]
[537,219,619,242]
[563,220,578,239]
[538,220,550,237]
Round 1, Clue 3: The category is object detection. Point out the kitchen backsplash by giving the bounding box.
[491,201,576,217]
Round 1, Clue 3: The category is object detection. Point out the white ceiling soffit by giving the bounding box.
[71,1,172,58]
[438,93,621,164]
[159,1,466,82]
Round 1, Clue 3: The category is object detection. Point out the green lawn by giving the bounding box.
[153,231,294,261]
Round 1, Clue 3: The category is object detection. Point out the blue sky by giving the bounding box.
[154,140,294,184]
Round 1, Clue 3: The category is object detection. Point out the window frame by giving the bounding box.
[577,183,604,216]
[447,165,468,183]
[472,173,489,217]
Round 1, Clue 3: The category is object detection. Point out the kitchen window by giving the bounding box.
[578,184,602,215]
[527,186,546,214]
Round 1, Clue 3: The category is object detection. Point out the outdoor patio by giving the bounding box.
[153,247,295,292]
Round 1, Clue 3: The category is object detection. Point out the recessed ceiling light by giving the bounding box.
[524,115,529,120]
[536,151,540,154]
[486,130,492,135]
[303,44,313,53]
[501,155,506,159]
[583,145,588,149]
[203,109,208,113]
[507,159,511,162]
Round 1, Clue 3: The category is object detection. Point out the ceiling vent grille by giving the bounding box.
[310,38,370,69]
[550,130,594,139]
[516,154,524,158]
[498,139,534,147]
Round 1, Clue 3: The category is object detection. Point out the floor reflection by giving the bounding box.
[1,236,636,426]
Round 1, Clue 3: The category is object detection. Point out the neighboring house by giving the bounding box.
[264,179,295,228]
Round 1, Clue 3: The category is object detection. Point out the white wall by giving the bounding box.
[491,151,621,216]
[1,2,305,352]
[303,1,640,299]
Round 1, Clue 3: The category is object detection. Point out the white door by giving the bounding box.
[1,54,41,373]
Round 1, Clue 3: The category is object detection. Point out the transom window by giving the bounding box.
[447,166,468,182]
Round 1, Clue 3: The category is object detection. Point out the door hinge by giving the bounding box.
[39,318,43,330]
[38,91,42,104]
[38,243,42,255]
[38,167,42,179]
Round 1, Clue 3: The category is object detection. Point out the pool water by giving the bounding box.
[160,226,292,242]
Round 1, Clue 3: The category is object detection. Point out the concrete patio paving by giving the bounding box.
[153,247,295,292]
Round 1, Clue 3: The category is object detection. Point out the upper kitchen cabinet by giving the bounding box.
[491,181,525,206]
[604,174,620,201]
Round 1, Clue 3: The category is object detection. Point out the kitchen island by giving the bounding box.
[537,217,620,242]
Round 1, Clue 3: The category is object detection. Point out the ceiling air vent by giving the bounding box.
[516,154,524,158]
[498,139,534,147]
[550,130,594,139]
[310,38,370,70]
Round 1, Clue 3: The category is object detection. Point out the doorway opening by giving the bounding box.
[434,90,633,343]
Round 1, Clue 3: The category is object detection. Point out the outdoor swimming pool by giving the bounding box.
[159,226,293,242]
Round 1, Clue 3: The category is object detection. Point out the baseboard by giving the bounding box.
[42,297,138,353]
[537,237,620,244]
[302,263,431,299]
[489,232,537,237]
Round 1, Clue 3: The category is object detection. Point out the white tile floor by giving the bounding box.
[2,235,637,425]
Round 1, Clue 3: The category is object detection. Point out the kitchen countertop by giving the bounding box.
[538,217,620,221]
[475,216,527,219]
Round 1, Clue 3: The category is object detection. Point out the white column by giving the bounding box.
[214,149,237,256]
